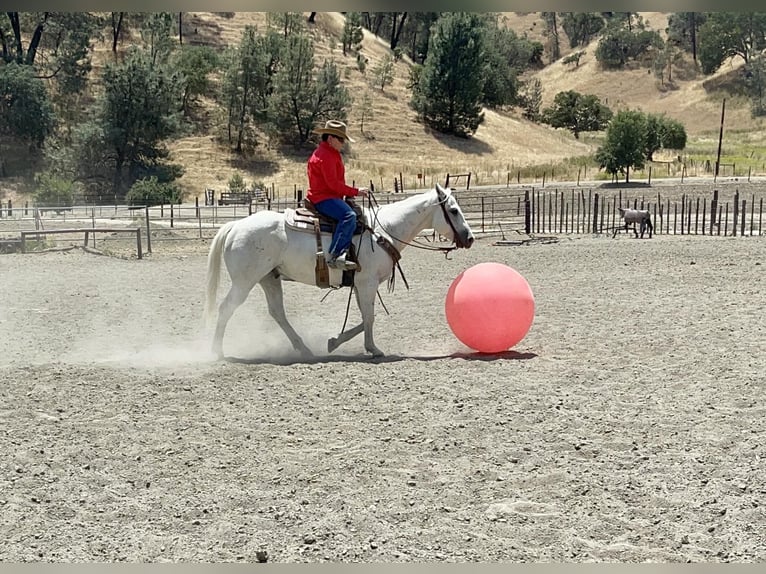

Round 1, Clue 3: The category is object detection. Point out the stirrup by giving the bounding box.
[327,253,358,271]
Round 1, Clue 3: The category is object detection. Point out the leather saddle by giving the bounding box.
[284,198,368,288]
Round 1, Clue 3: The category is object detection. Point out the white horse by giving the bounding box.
[615,207,653,238]
[204,183,474,359]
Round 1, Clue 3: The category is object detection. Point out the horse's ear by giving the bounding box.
[435,182,447,201]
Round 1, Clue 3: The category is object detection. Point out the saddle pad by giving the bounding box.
[284,208,329,233]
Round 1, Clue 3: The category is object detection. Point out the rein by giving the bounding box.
[367,189,461,258]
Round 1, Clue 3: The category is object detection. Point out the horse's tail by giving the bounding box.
[204,220,237,327]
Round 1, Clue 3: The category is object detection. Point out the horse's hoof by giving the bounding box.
[369,349,385,358]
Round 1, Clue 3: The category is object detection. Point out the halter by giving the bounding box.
[367,189,464,258]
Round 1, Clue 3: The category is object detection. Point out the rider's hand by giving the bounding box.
[357,187,369,197]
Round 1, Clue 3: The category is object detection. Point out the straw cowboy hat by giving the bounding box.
[313,119,356,143]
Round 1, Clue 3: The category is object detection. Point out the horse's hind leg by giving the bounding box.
[213,280,257,359]
[259,272,313,357]
[355,283,384,357]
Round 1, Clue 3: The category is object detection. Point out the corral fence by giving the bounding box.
[525,187,764,237]
[1,185,763,255]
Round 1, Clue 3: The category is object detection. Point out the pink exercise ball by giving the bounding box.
[445,262,535,353]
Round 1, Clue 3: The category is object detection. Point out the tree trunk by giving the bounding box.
[372,13,384,36]
[25,13,49,65]
[179,12,183,45]
[690,13,697,64]
[391,12,407,51]
[308,12,316,24]
[236,81,250,153]
[112,12,124,53]
[8,12,23,63]
[0,26,9,61]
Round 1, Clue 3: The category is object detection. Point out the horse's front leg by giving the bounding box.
[355,283,384,357]
[328,323,364,353]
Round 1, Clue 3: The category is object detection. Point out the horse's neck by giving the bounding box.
[372,193,435,249]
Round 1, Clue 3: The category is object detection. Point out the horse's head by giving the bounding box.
[433,183,474,249]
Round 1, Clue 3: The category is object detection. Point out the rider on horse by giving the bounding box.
[306,120,369,271]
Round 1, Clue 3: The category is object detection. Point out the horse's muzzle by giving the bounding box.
[456,234,474,249]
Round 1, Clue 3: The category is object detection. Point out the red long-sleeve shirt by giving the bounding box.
[306,141,360,204]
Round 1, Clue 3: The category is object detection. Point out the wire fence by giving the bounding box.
[1,183,764,256]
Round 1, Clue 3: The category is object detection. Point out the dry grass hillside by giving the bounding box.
[165,11,766,201]
[168,11,594,200]
[5,11,763,203]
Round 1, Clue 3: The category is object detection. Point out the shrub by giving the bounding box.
[33,172,76,207]
[125,176,183,206]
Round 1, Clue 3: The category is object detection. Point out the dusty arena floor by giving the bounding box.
[1,232,764,562]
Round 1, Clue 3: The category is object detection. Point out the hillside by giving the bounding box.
[166,11,765,201]
[4,11,765,203]
[168,11,594,200]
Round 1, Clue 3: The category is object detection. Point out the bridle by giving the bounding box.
[366,189,466,257]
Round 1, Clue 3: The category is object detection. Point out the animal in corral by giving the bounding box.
[614,207,653,238]
[204,183,475,359]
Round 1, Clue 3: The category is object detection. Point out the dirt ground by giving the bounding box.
[1,230,765,562]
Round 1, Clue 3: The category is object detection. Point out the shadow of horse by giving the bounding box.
[224,350,537,365]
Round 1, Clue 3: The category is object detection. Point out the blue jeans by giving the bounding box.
[313,198,357,257]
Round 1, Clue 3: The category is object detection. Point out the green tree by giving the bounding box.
[268,34,351,145]
[219,25,285,152]
[666,12,705,64]
[358,90,374,135]
[562,51,586,67]
[596,26,663,69]
[520,78,542,121]
[0,62,56,176]
[125,176,184,206]
[652,42,684,86]
[746,56,766,116]
[97,49,185,193]
[541,90,612,139]
[0,12,98,89]
[371,53,394,91]
[174,45,219,116]
[342,12,364,56]
[542,12,560,61]
[644,114,687,160]
[33,171,76,207]
[595,109,648,183]
[698,13,766,74]
[0,63,55,147]
[267,12,304,38]
[482,21,544,109]
[560,13,605,48]
[141,12,176,66]
[411,12,486,137]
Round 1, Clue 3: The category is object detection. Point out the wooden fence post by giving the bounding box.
[592,193,599,234]
[524,190,531,234]
[145,206,152,254]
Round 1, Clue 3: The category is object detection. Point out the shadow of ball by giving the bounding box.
[445,262,535,353]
